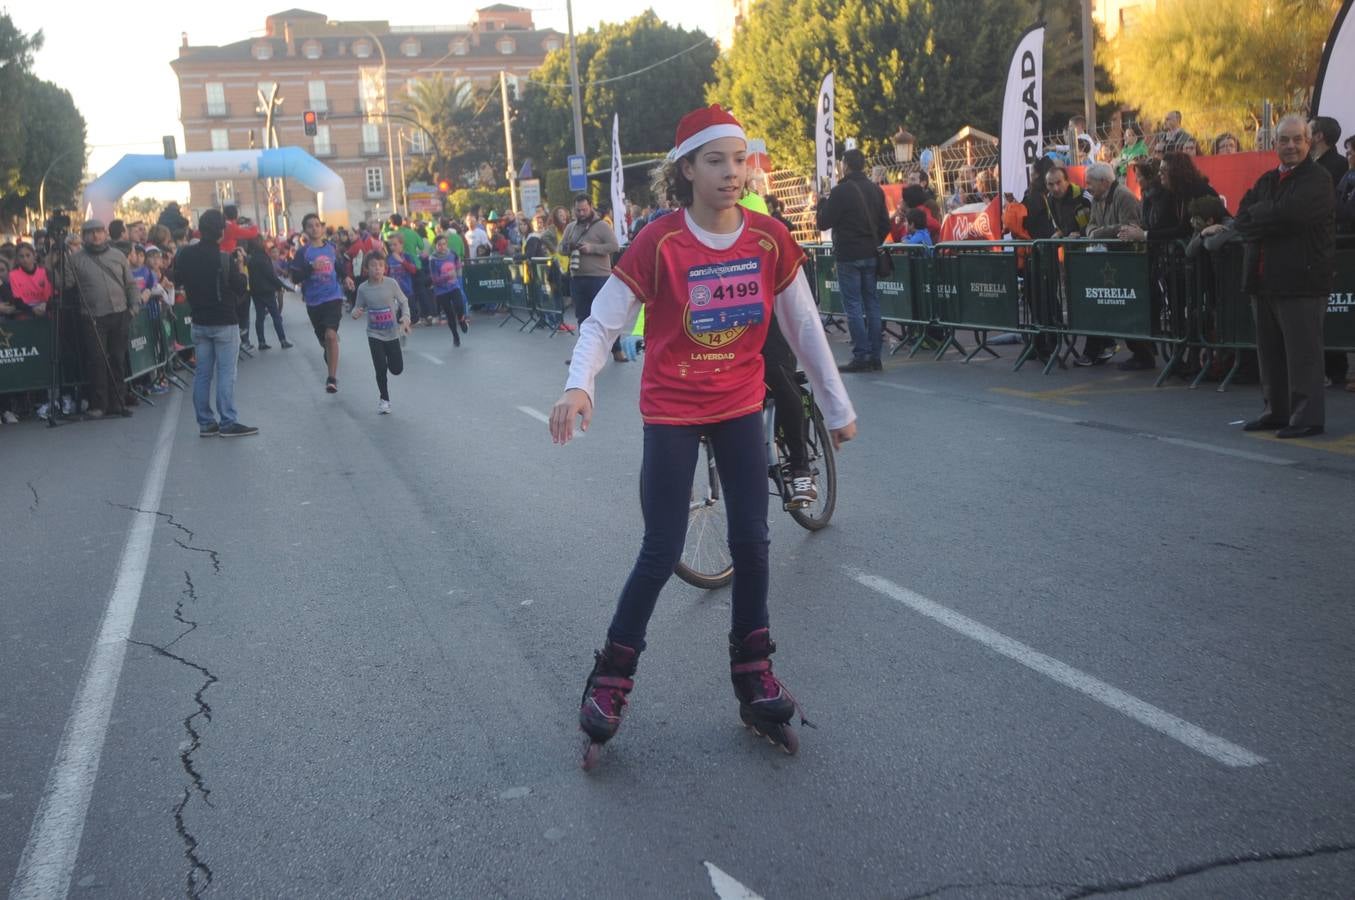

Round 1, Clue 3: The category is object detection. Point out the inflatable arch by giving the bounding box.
[81,147,349,228]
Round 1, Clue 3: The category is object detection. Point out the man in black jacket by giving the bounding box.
[1235,115,1335,438]
[816,148,890,372]
[1310,116,1349,386]
[175,210,258,437]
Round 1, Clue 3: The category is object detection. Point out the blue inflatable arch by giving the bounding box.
[82,147,350,227]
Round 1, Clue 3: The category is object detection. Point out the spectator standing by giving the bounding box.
[816,147,890,372]
[1234,115,1335,438]
[560,194,622,361]
[1309,116,1348,387]
[157,202,190,239]
[1115,125,1148,177]
[1213,133,1240,155]
[176,210,257,436]
[8,243,53,317]
[1161,111,1192,153]
[59,221,138,418]
[246,236,293,349]
[1335,136,1355,235]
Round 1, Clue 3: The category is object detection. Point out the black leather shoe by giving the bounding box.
[1276,425,1323,439]
[838,359,873,374]
[1242,417,1286,432]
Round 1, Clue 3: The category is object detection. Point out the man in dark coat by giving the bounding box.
[815,148,890,372]
[1235,115,1336,438]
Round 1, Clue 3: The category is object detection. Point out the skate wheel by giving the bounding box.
[581,737,602,772]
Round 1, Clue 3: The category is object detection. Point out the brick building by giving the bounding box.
[172,5,561,228]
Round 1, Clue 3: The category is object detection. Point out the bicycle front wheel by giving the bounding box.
[788,406,836,531]
[639,437,734,590]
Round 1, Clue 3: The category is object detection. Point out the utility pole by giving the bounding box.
[1080,0,1096,138]
[566,0,585,158]
[500,71,520,215]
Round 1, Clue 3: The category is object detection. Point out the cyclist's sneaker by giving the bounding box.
[789,468,818,504]
[378,398,391,414]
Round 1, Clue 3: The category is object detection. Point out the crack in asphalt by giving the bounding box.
[106,501,223,574]
[164,571,200,650]
[900,843,1355,899]
[129,639,218,899]
[27,479,39,512]
[1060,842,1355,898]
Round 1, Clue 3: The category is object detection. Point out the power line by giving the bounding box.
[522,37,715,90]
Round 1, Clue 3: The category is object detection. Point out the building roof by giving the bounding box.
[174,28,561,67]
[479,3,530,11]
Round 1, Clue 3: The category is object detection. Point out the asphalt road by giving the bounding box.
[3,304,1354,899]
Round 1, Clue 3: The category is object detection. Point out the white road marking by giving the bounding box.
[516,405,550,424]
[418,352,444,366]
[1146,434,1293,466]
[11,394,183,900]
[704,862,764,900]
[849,570,1267,768]
[873,380,936,395]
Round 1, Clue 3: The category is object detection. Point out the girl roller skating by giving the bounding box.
[549,105,858,770]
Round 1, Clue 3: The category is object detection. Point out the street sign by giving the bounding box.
[520,178,541,214]
[567,154,587,192]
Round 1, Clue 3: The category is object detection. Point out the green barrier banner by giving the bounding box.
[0,318,52,394]
[877,252,921,322]
[463,260,512,307]
[956,253,1021,330]
[126,308,159,379]
[1325,248,1355,350]
[1064,251,1153,337]
[813,251,843,315]
[919,256,961,324]
[172,308,193,347]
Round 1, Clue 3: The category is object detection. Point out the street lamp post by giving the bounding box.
[357,25,399,220]
[892,127,916,165]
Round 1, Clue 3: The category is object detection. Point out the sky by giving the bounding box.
[10,1,729,203]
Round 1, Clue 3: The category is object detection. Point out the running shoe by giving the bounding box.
[378,399,391,414]
[220,422,259,437]
[325,377,338,394]
[1,410,18,424]
[281,340,294,349]
[1073,352,1095,367]
[459,316,470,333]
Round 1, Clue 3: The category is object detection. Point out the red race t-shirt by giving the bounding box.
[613,209,804,426]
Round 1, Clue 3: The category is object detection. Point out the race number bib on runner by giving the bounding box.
[368,306,396,329]
[685,257,765,334]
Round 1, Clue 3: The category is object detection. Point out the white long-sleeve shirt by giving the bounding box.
[565,211,856,430]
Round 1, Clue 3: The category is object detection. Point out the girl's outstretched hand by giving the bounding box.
[550,388,593,445]
[830,420,857,450]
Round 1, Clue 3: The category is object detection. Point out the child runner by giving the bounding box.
[290,213,354,393]
[351,252,412,414]
[385,234,419,320]
[549,105,858,769]
[427,234,469,346]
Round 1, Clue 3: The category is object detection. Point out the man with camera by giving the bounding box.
[59,220,139,419]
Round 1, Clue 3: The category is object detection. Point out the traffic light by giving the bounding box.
[162,135,177,159]
[303,110,318,137]
[437,177,452,194]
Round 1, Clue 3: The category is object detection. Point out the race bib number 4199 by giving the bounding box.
[685,257,765,342]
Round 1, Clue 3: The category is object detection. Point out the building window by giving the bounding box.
[210,129,229,151]
[359,67,385,115]
[214,181,236,206]
[353,39,373,59]
[543,38,561,52]
[362,123,381,155]
[313,125,332,156]
[400,38,420,57]
[253,42,274,61]
[497,38,515,55]
[365,167,385,199]
[409,130,429,155]
[451,39,467,56]
[303,40,321,60]
[205,82,226,117]
[308,80,328,114]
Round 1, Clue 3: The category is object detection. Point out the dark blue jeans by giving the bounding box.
[837,257,882,362]
[608,411,770,651]
[252,293,286,343]
[571,274,620,353]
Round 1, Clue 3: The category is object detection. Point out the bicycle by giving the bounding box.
[647,373,837,590]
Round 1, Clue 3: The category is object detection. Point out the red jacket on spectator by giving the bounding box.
[220,219,260,254]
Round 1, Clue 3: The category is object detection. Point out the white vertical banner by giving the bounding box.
[1000,25,1044,208]
[1313,0,1355,145]
[610,113,627,246]
[815,72,835,195]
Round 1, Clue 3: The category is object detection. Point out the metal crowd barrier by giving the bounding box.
[933,241,1039,367]
[462,258,513,312]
